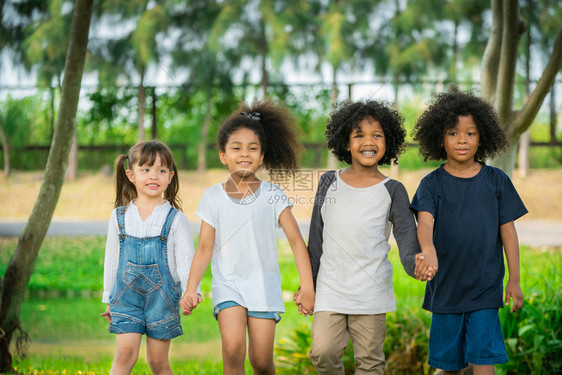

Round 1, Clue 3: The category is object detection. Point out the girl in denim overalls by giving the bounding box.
[101,140,196,374]
[180,101,315,375]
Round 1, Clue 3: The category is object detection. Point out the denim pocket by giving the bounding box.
[124,262,163,295]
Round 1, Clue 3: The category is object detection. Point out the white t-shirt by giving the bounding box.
[315,172,398,314]
[102,200,196,303]
[196,181,291,312]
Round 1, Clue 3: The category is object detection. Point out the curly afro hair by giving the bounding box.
[412,87,508,162]
[217,100,302,172]
[325,100,406,165]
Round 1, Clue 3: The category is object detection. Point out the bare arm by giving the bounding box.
[279,207,315,316]
[181,220,215,315]
[500,221,524,313]
[415,211,438,281]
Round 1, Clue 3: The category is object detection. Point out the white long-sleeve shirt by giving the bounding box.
[102,200,196,303]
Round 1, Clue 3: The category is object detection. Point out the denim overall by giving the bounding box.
[108,206,183,340]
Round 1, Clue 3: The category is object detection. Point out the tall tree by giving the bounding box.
[95,0,170,141]
[0,0,93,370]
[208,0,300,98]
[0,0,48,177]
[369,0,447,104]
[23,0,79,179]
[169,1,238,172]
[482,0,562,175]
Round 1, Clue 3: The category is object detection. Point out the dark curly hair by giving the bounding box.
[217,100,302,172]
[412,87,508,162]
[325,100,406,165]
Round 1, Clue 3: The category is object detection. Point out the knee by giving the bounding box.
[114,345,139,366]
[222,342,246,365]
[310,340,343,367]
[147,355,171,374]
[249,355,274,375]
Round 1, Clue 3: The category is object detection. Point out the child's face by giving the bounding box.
[347,117,386,168]
[443,115,481,164]
[219,127,264,177]
[126,154,174,200]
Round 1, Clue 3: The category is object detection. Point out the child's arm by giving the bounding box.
[100,304,111,323]
[101,210,119,319]
[416,211,438,281]
[180,220,215,315]
[279,207,315,316]
[388,181,422,279]
[500,220,524,313]
[172,213,199,297]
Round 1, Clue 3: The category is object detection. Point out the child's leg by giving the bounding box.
[217,305,248,375]
[146,337,172,375]
[110,333,142,375]
[442,371,462,375]
[347,314,386,375]
[472,365,495,375]
[247,316,276,375]
[309,311,350,375]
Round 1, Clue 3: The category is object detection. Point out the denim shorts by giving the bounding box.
[213,301,282,323]
[428,308,508,371]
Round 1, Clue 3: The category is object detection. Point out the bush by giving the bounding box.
[499,254,562,374]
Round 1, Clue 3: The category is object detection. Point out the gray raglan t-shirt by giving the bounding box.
[309,170,419,314]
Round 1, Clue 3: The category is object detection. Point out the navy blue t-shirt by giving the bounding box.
[410,164,527,313]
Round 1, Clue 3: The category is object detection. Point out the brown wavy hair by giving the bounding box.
[114,140,181,210]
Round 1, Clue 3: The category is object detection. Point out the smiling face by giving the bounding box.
[443,115,481,165]
[126,154,174,201]
[347,117,386,169]
[219,127,264,178]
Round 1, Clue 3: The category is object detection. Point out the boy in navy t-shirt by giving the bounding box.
[410,88,527,375]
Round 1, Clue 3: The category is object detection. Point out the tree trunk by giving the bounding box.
[488,139,518,176]
[0,121,9,178]
[518,131,530,178]
[138,68,146,142]
[327,66,339,170]
[450,21,459,84]
[260,18,269,98]
[65,131,78,180]
[197,94,213,173]
[550,85,557,143]
[0,0,93,371]
[50,87,56,141]
[519,3,531,179]
[151,87,157,140]
[484,0,562,175]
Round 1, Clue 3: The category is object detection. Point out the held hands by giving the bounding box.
[293,288,315,317]
[100,304,111,323]
[414,253,438,281]
[505,280,524,313]
[180,292,202,316]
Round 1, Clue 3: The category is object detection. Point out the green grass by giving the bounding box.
[1,237,560,373]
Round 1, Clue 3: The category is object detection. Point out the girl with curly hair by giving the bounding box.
[180,101,314,375]
[306,99,423,374]
[410,88,527,375]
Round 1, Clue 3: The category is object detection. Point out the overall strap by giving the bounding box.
[116,206,126,235]
[160,207,178,238]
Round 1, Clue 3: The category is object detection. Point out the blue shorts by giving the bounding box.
[213,301,282,323]
[428,308,508,371]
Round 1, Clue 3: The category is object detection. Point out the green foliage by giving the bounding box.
[0,95,38,147]
[13,354,234,375]
[275,324,356,375]
[1,241,560,373]
[499,252,562,374]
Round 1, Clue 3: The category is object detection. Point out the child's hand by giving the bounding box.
[415,253,438,281]
[505,280,524,313]
[100,304,112,323]
[294,288,315,317]
[181,292,202,316]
